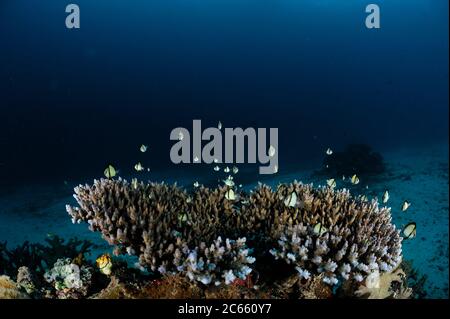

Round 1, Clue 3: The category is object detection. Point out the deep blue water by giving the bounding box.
[0,0,448,187]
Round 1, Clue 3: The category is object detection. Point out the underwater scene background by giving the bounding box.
[0,0,448,299]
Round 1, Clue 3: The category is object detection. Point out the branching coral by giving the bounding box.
[237,182,402,285]
[174,237,255,286]
[66,178,403,291]
[269,194,402,285]
[66,178,250,285]
[0,236,95,279]
[0,241,44,277]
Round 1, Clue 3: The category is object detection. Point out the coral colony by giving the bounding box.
[60,178,409,298]
[0,177,415,299]
[0,137,412,299]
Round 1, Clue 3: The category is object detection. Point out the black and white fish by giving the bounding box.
[140,144,148,153]
[402,201,411,212]
[403,222,416,239]
[284,191,297,207]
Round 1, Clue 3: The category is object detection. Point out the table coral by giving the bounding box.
[66,178,403,291]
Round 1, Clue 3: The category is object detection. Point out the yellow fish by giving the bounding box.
[178,213,188,223]
[313,223,327,236]
[284,192,297,207]
[134,162,144,172]
[225,189,236,201]
[104,165,116,179]
[131,178,138,189]
[327,178,336,188]
[96,254,113,276]
[223,176,235,187]
[351,174,360,185]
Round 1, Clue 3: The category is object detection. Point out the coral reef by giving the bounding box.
[170,236,255,286]
[44,258,94,299]
[353,268,412,299]
[0,236,100,299]
[401,260,428,299]
[66,178,403,292]
[91,274,269,299]
[320,144,385,177]
[66,179,253,283]
[270,211,402,285]
[272,273,333,299]
[0,241,44,277]
[0,275,29,299]
[16,266,38,295]
[241,182,402,285]
[0,237,423,299]
[0,236,95,279]
[0,177,415,299]
[112,275,204,299]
